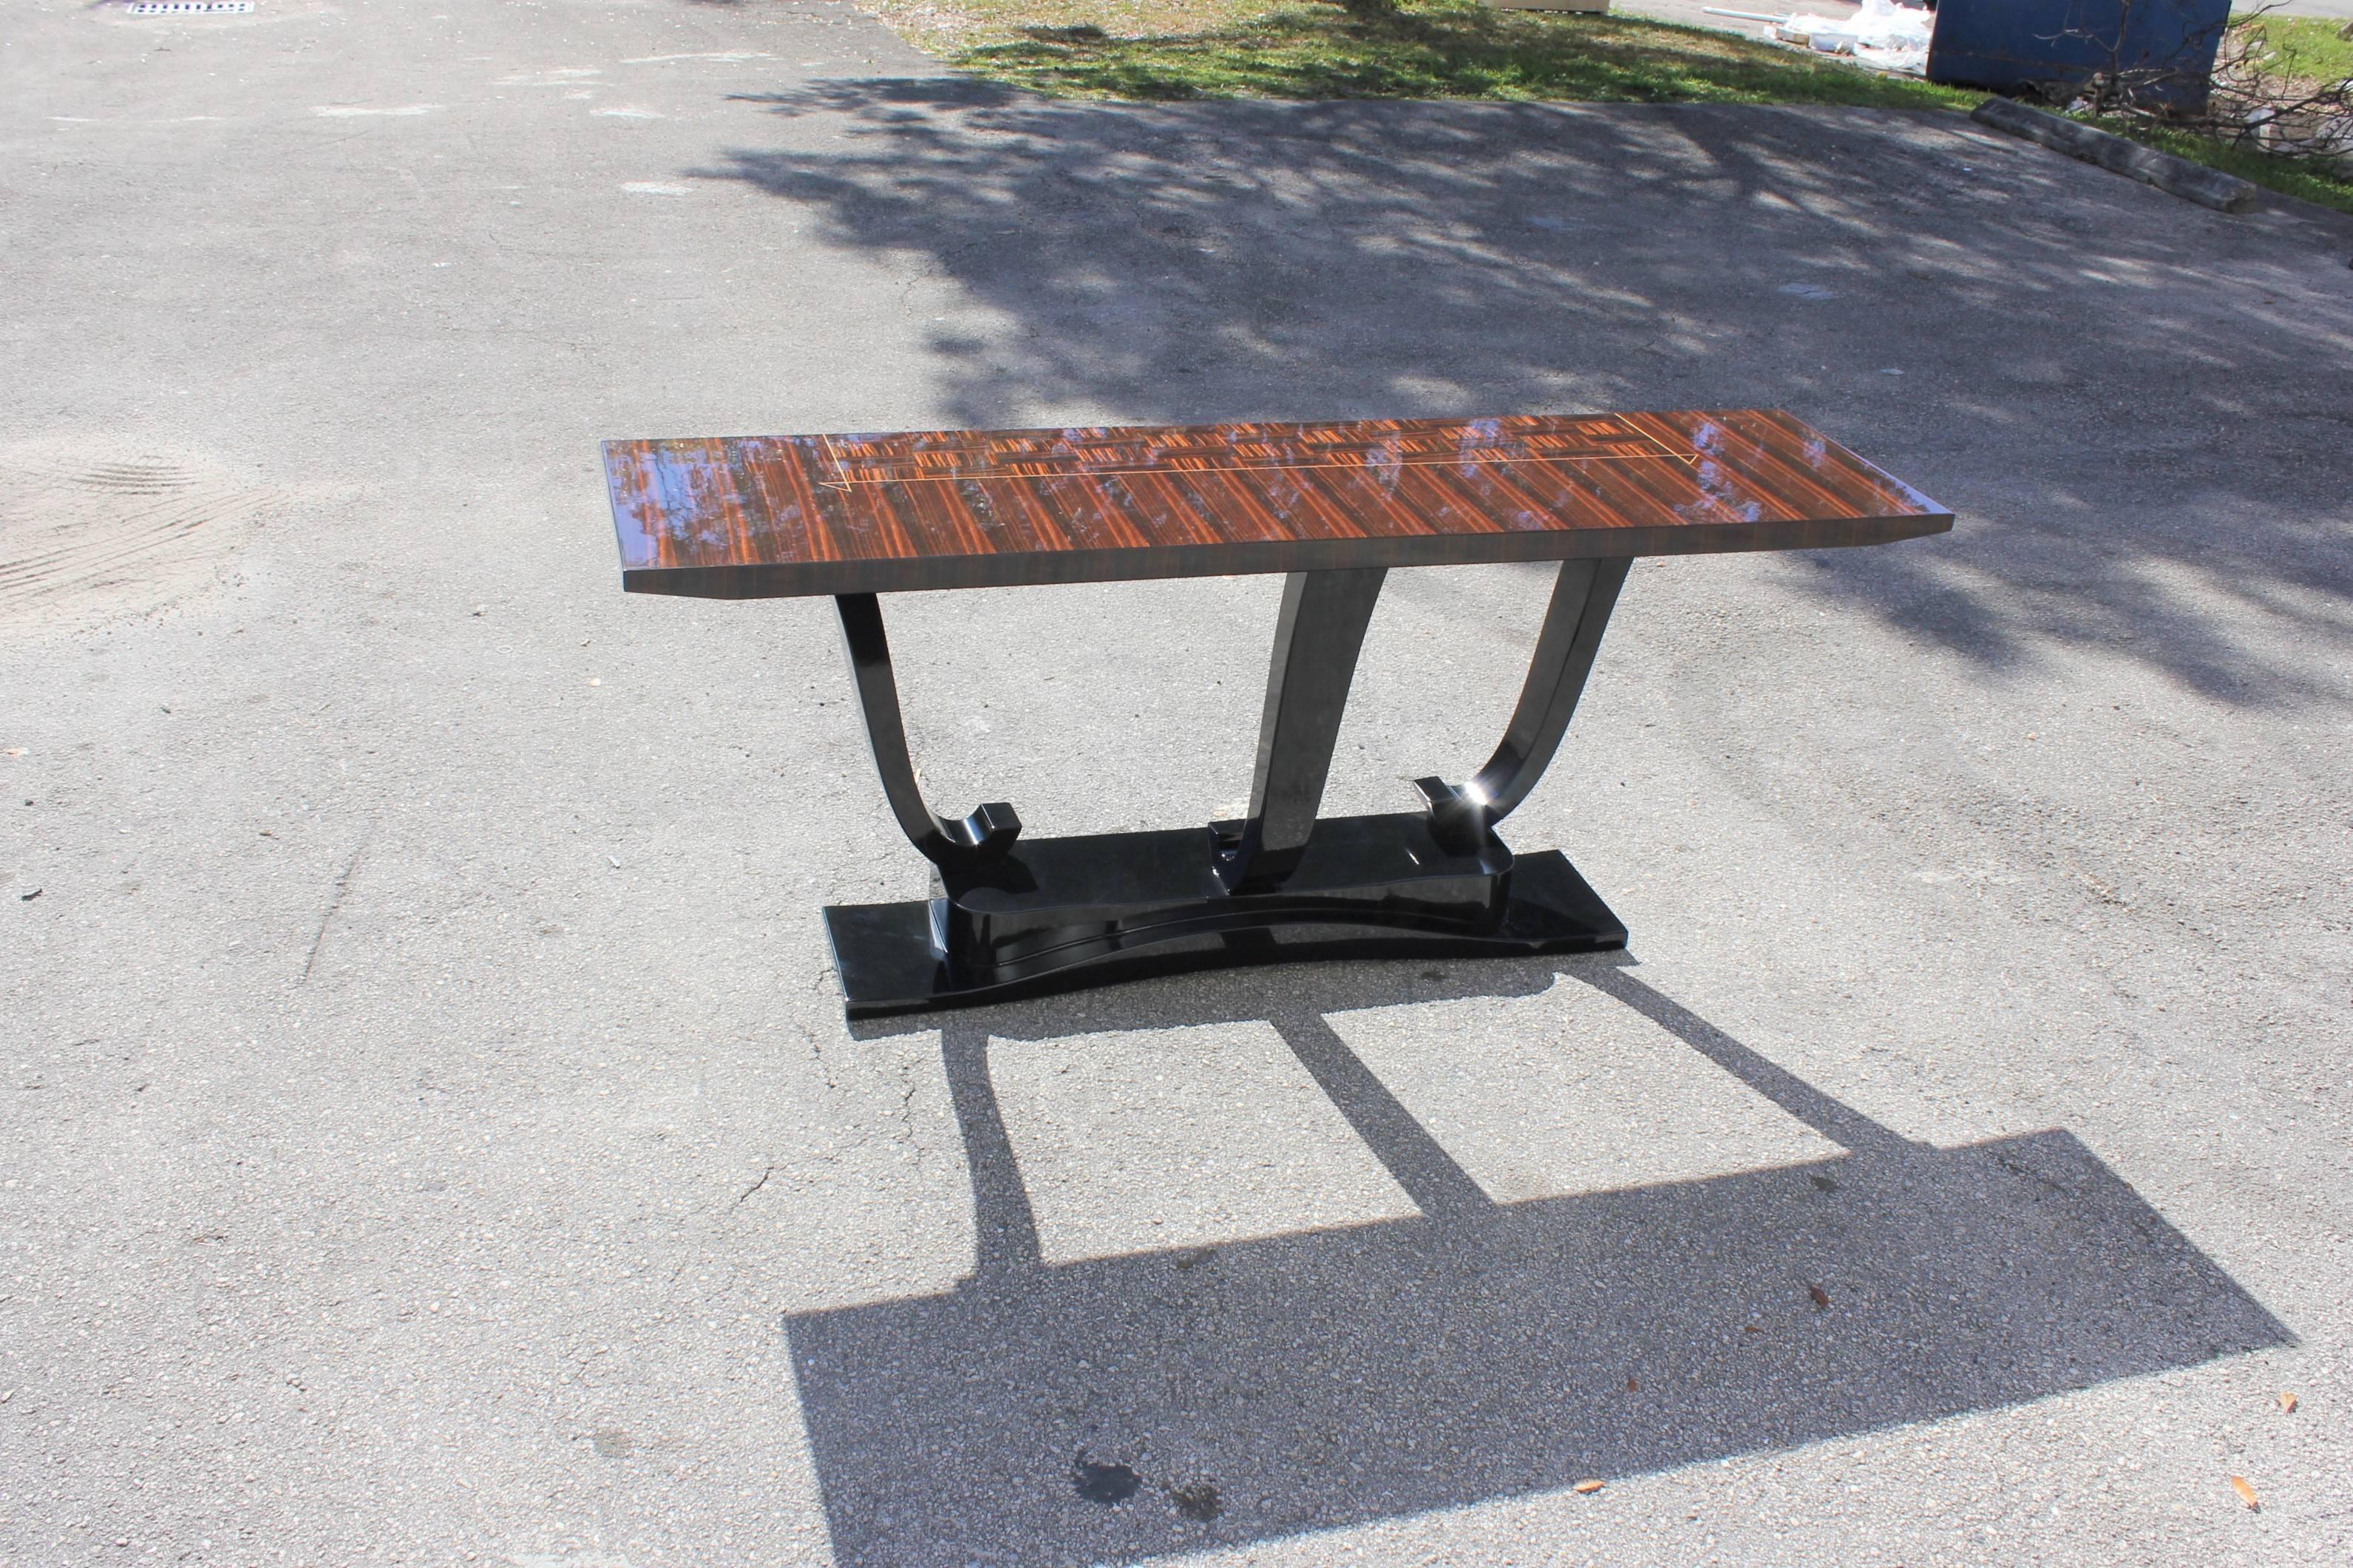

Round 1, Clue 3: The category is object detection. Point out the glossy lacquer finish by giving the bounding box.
[824,552,1643,1014]
[603,410,1952,1014]
[605,410,1951,597]
[826,820,1629,1016]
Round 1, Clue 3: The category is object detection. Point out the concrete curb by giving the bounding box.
[1971,97,2258,214]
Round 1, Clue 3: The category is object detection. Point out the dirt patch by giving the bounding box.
[0,440,279,639]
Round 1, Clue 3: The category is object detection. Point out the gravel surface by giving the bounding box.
[3,1,2350,1564]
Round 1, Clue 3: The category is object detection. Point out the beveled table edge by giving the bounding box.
[603,410,1955,600]
[616,509,1954,599]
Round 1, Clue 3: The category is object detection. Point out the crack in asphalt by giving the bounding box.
[299,836,369,985]
[733,1162,781,1209]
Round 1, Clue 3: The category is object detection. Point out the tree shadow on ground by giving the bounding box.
[783,955,2291,1564]
[699,88,2353,706]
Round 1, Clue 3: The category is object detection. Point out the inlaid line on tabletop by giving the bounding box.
[1660,410,1918,521]
[801,448,1701,489]
[605,410,1954,594]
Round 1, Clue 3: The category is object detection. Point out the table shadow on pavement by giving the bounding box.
[784,957,2290,1564]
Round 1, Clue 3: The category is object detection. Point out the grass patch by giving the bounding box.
[2231,13,2353,86]
[2086,113,2353,214]
[869,0,1977,108]
[854,0,2353,209]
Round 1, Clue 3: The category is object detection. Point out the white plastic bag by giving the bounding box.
[1778,0,1932,74]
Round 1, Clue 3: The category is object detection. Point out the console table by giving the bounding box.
[603,410,1949,1016]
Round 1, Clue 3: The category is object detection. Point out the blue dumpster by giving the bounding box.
[1926,0,2234,112]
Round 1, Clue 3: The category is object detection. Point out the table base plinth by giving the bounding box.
[823,812,1626,1017]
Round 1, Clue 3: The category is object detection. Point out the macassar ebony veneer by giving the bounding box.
[604,410,1950,1015]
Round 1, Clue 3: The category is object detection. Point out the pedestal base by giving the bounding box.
[824,812,1626,1017]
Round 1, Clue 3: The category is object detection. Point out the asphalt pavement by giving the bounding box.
[4,1,2352,1564]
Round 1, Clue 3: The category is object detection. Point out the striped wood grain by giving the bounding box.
[604,410,1950,597]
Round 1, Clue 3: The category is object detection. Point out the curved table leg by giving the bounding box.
[1416,556,1632,853]
[836,593,1022,869]
[1213,567,1389,892]
[822,564,1632,1016]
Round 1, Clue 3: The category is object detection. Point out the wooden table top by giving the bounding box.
[604,410,1949,598]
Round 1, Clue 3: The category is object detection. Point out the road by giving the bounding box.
[3,1,2351,1564]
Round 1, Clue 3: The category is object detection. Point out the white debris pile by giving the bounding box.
[1704,0,1935,75]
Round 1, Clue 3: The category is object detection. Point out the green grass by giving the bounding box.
[860,0,2353,208]
[2231,13,2353,86]
[2088,114,2353,214]
[936,0,1979,107]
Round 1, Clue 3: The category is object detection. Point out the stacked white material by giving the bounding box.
[1773,0,1933,74]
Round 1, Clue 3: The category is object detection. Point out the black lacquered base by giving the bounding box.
[824,811,1626,1017]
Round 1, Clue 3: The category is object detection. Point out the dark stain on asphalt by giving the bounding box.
[1073,1456,1141,1504]
[1168,1479,1222,1521]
